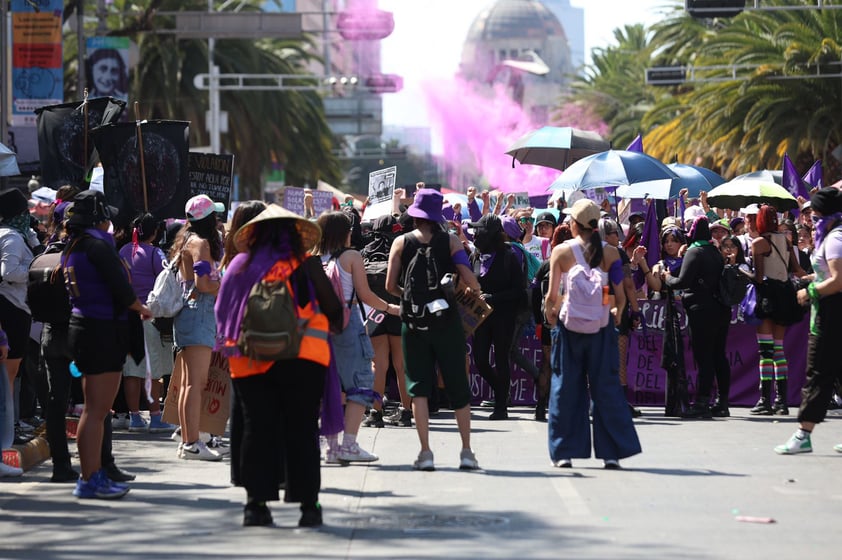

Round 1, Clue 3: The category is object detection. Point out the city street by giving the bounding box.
[1,406,840,559]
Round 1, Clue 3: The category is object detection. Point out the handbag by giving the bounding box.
[739,283,762,326]
[756,278,805,326]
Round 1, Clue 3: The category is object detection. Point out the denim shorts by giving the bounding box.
[330,311,375,407]
[174,292,217,349]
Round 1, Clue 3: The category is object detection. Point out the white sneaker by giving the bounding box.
[459,449,480,470]
[0,462,23,477]
[180,441,223,461]
[553,459,572,468]
[774,431,813,455]
[337,442,379,462]
[176,442,184,459]
[603,459,621,470]
[170,427,181,441]
[413,449,435,471]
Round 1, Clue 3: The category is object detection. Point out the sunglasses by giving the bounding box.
[519,217,535,224]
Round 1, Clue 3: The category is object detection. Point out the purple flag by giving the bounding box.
[634,198,661,290]
[803,160,823,189]
[626,134,644,153]
[782,154,810,200]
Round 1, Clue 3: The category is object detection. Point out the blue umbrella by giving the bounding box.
[666,163,725,198]
[506,126,611,171]
[547,150,681,200]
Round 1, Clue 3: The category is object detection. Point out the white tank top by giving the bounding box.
[763,233,789,281]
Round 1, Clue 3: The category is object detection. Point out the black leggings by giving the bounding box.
[473,312,517,409]
[799,293,842,424]
[686,304,732,403]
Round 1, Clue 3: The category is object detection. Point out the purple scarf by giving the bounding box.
[215,243,292,352]
[814,213,842,251]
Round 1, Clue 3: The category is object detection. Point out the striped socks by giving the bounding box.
[758,334,774,381]
[773,339,788,381]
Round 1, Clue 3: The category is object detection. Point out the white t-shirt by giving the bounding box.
[522,236,547,261]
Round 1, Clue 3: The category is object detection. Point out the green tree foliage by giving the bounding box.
[644,1,842,179]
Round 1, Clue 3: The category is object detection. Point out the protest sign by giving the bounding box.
[189,152,234,208]
[280,186,334,218]
[364,166,397,221]
[162,352,231,435]
[454,284,493,336]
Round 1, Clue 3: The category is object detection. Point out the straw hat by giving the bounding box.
[234,204,321,251]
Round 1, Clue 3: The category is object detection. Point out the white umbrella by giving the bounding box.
[0,143,20,177]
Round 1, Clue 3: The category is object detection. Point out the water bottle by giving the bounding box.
[69,361,82,378]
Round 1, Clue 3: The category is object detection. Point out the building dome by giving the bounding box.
[460,0,572,123]
[466,0,568,43]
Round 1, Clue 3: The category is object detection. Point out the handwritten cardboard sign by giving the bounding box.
[454,284,493,335]
[162,352,231,435]
[189,152,234,208]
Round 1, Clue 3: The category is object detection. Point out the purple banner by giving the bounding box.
[467,299,809,407]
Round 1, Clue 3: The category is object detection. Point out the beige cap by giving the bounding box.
[562,198,601,228]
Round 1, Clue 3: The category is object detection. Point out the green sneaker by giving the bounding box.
[774,431,812,455]
[833,443,842,453]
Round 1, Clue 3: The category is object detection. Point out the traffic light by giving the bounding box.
[686,0,744,18]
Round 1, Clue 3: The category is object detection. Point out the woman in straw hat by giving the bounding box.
[216,204,343,527]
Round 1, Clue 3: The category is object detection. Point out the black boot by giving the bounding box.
[299,503,323,527]
[773,379,789,415]
[243,500,273,527]
[534,398,547,422]
[680,400,712,419]
[749,380,774,415]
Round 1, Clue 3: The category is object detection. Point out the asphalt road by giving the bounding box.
[1,406,840,559]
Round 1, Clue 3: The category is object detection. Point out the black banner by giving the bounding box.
[91,120,190,227]
[188,152,234,209]
[35,97,126,189]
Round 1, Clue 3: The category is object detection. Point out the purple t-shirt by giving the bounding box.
[119,242,166,302]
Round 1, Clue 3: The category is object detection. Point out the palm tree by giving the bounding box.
[563,24,664,148]
[644,1,842,180]
[63,0,342,198]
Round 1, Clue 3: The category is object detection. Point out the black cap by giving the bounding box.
[810,187,842,215]
[468,213,503,233]
[534,211,557,228]
[0,188,28,220]
[66,190,118,227]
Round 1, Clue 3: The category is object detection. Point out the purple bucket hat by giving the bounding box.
[500,215,524,241]
[407,188,444,222]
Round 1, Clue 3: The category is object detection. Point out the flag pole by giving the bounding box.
[134,101,149,212]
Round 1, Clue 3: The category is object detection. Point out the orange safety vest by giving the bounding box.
[227,257,330,379]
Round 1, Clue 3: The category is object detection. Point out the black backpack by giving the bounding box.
[716,264,750,307]
[28,241,73,324]
[237,268,308,362]
[399,231,455,331]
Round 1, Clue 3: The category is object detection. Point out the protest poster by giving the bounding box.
[189,152,234,208]
[510,192,531,208]
[279,186,334,218]
[162,352,231,435]
[368,166,396,204]
[92,120,190,227]
[363,166,397,221]
[454,284,493,336]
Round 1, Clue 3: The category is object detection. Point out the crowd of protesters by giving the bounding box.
[1,179,841,525]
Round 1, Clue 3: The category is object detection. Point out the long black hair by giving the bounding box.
[169,213,223,262]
